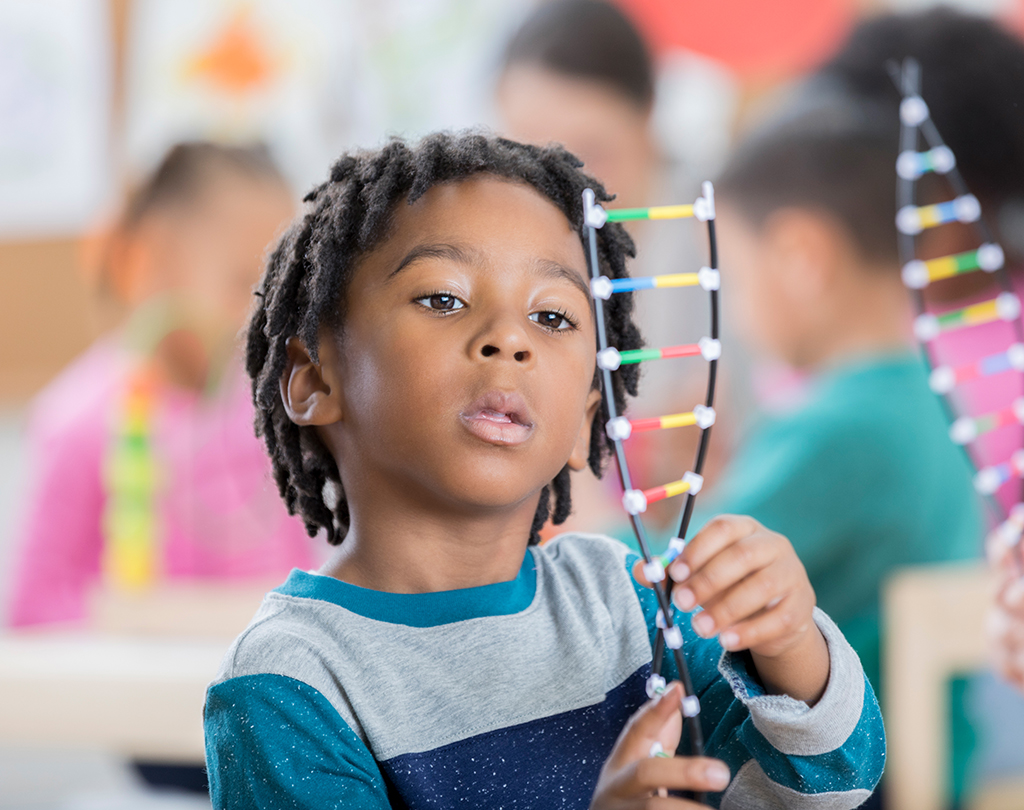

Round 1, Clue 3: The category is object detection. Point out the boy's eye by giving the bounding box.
[530,310,575,331]
[415,293,465,312]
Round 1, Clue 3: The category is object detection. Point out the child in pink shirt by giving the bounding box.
[8,143,317,627]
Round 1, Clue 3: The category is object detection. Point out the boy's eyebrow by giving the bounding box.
[534,258,592,301]
[390,243,471,278]
[390,243,592,300]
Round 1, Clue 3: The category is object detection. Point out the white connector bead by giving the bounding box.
[681,695,701,718]
[954,194,982,223]
[682,471,704,495]
[978,243,1005,272]
[900,95,929,127]
[896,150,922,181]
[644,561,666,584]
[949,416,977,445]
[975,467,1003,495]
[700,181,716,220]
[646,674,667,698]
[597,347,622,370]
[698,266,720,291]
[622,489,648,515]
[663,625,683,650]
[693,404,716,429]
[698,337,722,361]
[929,365,955,395]
[605,416,632,441]
[931,146,956,174]
[583,188,608,229]
[655,609,668,629]
[896,205,923,236]
[1009,343,1024,371]
[901,260,929,289]
[590,276,613,300]
[1013,397,1024,425]
[997,292,1021,321]
[914,314,940,342]
[667,537,686,556]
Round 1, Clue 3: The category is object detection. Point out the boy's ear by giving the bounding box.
[568,389,603,471]
[281,336,344,426]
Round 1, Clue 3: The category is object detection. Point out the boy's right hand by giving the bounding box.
[590,683,730,808]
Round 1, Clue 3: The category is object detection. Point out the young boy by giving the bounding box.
[204,133,883,808]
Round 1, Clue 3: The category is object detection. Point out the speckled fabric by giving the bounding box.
[204,533,884,809]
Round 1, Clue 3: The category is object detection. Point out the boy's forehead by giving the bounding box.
[382,175,583,261]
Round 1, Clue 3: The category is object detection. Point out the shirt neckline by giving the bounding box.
[274,549,538,627]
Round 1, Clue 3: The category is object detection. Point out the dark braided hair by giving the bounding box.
[246,132,643,545]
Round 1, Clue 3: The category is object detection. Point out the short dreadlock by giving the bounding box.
[246,132,643,545]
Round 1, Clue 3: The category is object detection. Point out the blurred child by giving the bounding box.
[706,76,983,694]
[203,132,884,808]
[497,0,742,539]
[820,9,1024,516]
[7,142,316,628]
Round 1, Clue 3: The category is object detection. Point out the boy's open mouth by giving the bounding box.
[460,391,534,446]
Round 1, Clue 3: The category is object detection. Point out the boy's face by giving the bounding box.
[313,176,599,519]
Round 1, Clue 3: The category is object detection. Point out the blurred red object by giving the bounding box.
[615,0,854,78]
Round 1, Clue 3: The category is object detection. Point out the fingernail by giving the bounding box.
[692,613,715,637]
[720,631,740,650]
[708,763,730,789]
[669,561,690,580]
[673,587,696,611]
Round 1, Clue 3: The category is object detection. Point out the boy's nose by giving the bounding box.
[480,343,531,362]
[472,316,534,364]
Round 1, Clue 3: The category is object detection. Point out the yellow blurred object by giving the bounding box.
[101,365,162,590]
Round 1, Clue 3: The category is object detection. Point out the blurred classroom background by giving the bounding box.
[3,0,1024,808]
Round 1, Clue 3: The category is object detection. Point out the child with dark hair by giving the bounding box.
[708,84,982,696]
[692,10,1024,805]
[817,9,1024,519]
[204,132,884,808]
[7,142,310,794]
[7,142,314,627]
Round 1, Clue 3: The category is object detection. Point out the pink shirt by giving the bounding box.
[7,338,317,627]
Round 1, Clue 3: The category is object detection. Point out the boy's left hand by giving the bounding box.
[634,514,829,704]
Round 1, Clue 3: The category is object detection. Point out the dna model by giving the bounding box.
[583,182,720,779]
[893,58,1024,562]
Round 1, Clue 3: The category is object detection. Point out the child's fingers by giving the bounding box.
[606,755,732,800]
[690,564,792,640]
[670,515,762,581]
[671,529,784,612]
[605,683,684,769]
[715,592,814,654]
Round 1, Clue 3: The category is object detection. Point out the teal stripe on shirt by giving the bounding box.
[274,551,537,627]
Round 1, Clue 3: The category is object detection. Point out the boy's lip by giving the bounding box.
[459,391,535,446]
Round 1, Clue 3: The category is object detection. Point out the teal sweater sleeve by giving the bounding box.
[626,554,885,808]
[204,674,390,809]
